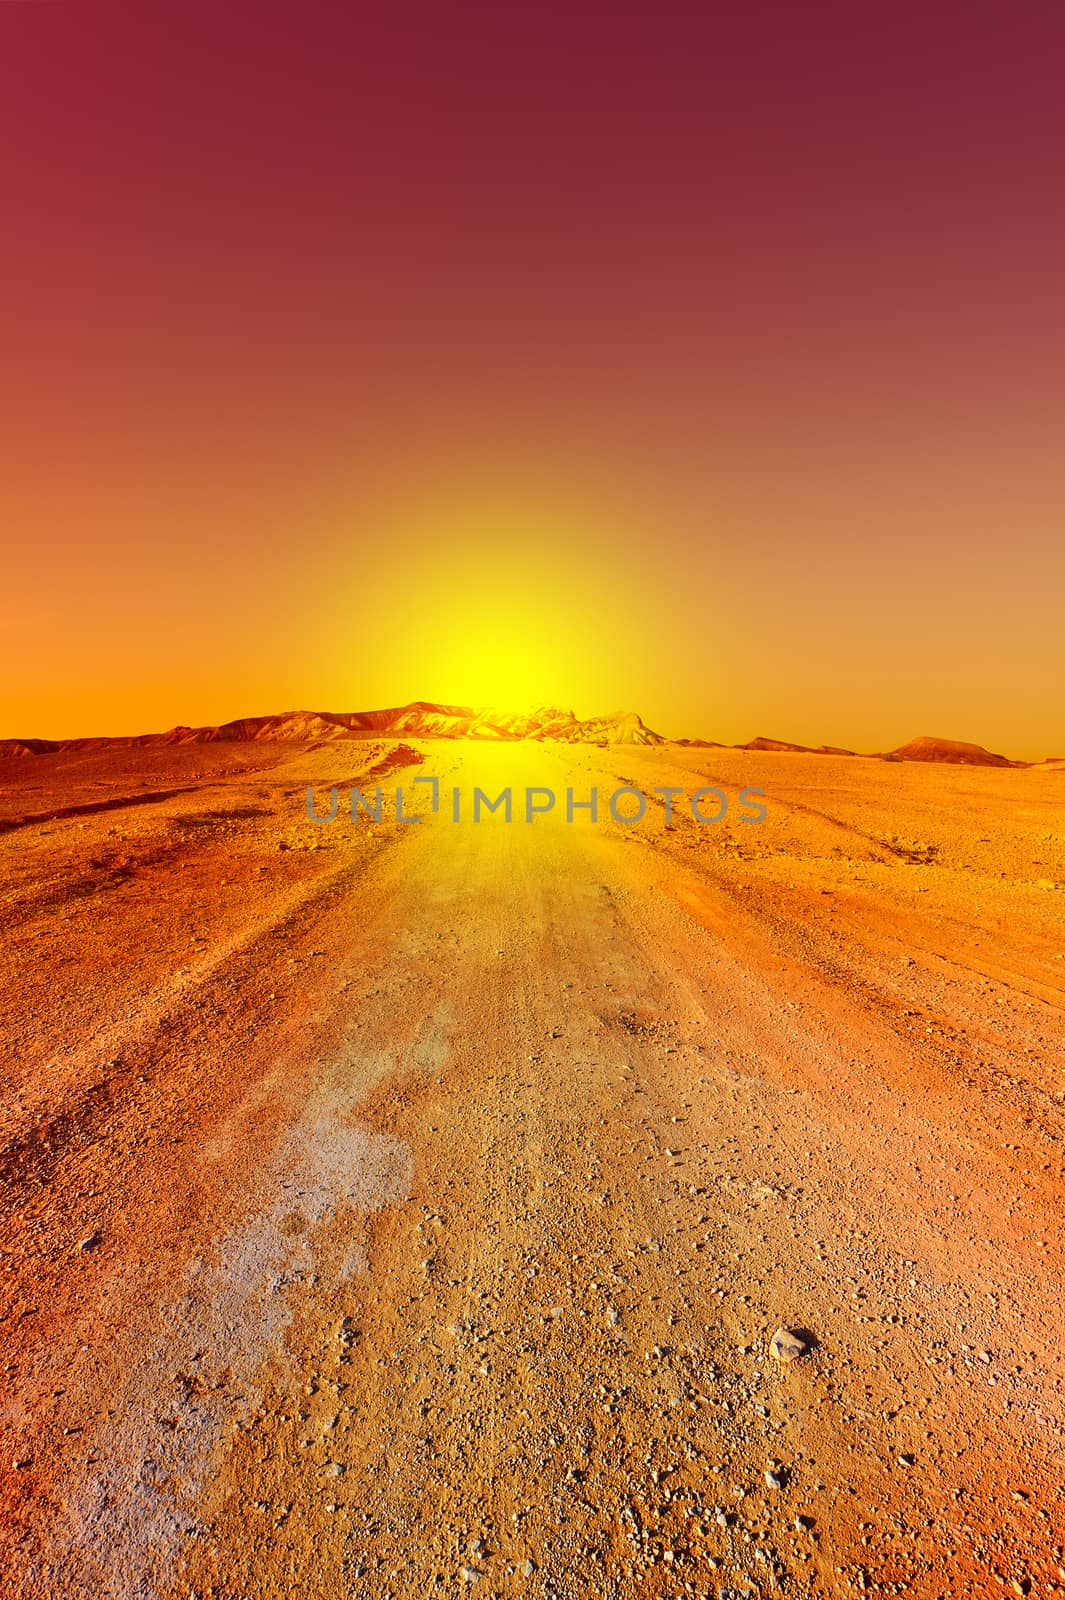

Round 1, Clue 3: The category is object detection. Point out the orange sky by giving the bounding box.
[2,3,1064,758]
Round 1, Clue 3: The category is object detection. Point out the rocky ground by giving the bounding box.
[0,739,1063,1599]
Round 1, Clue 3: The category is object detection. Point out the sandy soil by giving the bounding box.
[1,739,1063,1599]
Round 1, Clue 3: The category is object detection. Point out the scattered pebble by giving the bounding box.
[770,1327,808,1362]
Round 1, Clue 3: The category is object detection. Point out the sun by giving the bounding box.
[409,575,588,710]
[338,476,653,713]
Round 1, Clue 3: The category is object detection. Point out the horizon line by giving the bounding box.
[2,701,1061,767]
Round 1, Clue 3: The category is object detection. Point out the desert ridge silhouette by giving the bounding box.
[0,706,1044,764]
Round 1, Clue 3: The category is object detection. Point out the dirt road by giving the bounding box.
[1,740,1063,1598]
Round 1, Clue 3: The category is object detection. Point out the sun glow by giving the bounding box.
[407,576,594,710]
[339,479,658,714]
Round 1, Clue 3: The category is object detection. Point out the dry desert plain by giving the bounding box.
[1,737,1064,1600]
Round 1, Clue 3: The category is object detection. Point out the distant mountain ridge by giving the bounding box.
[0,702,668,754]
[0,707,1041,765]
[739,735,856,756]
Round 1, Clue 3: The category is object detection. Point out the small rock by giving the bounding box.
[765,1468,785,1490]
[770,1327,808,1363]
[897,1453,915,1467]
[520,1558,535,1578]
[459,1567,482,1585]
[78,1232,102,1252]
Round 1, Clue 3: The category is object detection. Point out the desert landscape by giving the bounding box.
[1,716,1063,1599]
[8,0,1065,1594]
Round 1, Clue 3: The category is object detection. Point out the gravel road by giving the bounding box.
[1,740,1063,1598]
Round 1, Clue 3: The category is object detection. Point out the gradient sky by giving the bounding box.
[2,1,1064,756]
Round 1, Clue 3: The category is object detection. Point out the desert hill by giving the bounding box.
[740,735,856,755]
[884,735,1020,768]
[0,702,667,755]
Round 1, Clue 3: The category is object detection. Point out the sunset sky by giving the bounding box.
[2,2,1064,756]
